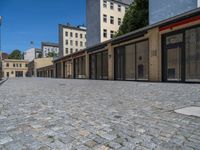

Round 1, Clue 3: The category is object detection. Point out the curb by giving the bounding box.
[0,78,8,86]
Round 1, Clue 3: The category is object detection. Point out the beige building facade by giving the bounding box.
[59,24,86,57]
[27,58,53,77]
[2,59,28,78]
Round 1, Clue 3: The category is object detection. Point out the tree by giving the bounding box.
[38,53,42,58]
[116,0,149,37]
[47,52,58,58]
[8,50,22,60]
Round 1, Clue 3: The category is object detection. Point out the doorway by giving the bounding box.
[163,32,184,82]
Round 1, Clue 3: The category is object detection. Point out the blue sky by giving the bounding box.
[0,0,86,54]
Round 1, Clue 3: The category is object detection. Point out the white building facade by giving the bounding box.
[86,0,133,47]
[59,25,87,57]
[41,42,59,57]
[24,48,42,62]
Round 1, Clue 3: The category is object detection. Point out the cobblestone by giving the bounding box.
[0,78,200,150]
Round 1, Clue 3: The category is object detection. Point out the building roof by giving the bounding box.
[3,59,29,62]
[2,52,8,60]
[37,64,54,70]
[53,49,86,62]
[59,24,87,32]
[113,0,133,6]
[25,48,42,52]
[41,42,59,47]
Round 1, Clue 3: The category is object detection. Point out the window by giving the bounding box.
[74,56,86,79]
[103,14,107,23]
[70,48,73,53]
[75,33,78,38]
[110,2,114,10]
[185,27,200,81]
[16,64,18,67]
[66,40,68,45]
[70,40,73,46]
[110,16,114,24]
[125,44,136,80]
[89,51,108,80]
[25,64,28,67]
[70,32,73,37]
[166,34,183,45]
[11,71,14,74]
[118,18,122,26]
[65,32,68,37]
[103,0,107,8]
[80,41,83,47]
[65,48,68,54]
[6,63,9,67]
[110,30,114,38]
[80,34,83,39]
[13,64,15,67]
[20,64,22,67]
[136,41,149,80]
[90,55,96,79]
[75,41,78,46]
[103,29,107,38]
[76,49,78,52]
[115,40,149,81]
[96,53,102,79]
[118,5,121,12]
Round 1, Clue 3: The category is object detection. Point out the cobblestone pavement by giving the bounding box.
[0,78,200,150]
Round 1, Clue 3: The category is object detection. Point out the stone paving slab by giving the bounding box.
[0,78,200,150]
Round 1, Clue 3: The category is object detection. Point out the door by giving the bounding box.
[163,32,184,82]
[166,45,183,82]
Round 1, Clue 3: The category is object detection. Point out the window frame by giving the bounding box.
[103,29,107,38]
[110,16,114,24]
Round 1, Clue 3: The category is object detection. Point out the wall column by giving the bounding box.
[53,63,56,78]
[148,27,161,81]
[71,58,74,79]
[85,52,89,79]
[34,62,37,77]
[60,61,64,78]
[108,43,114,80]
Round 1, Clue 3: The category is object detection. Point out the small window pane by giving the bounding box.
[166,33,183,45]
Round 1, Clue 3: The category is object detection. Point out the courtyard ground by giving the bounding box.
[0,78,200,150]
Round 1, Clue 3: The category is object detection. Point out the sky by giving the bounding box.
[0,0,86,54]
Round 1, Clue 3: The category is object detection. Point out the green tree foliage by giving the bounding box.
[38,53,43,58]
[8,50,22,60]
[116,0,149,37]
[47,52,57,58]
